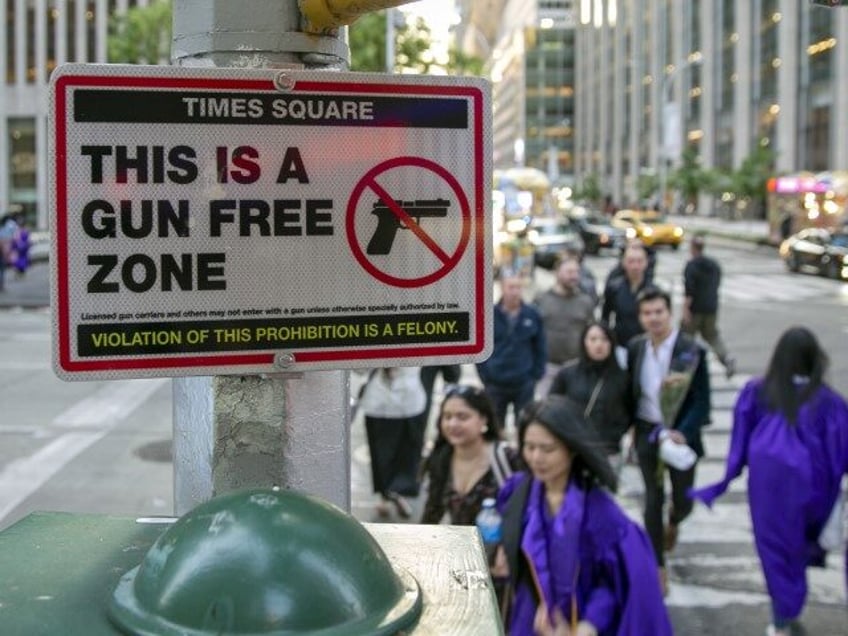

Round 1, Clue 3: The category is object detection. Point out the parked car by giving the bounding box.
[611,210,685,249]
[779,227,848,280]
[527,217,585,269]
[569,210,628,254]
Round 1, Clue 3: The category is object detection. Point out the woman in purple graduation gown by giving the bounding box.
[496,396,672,636]
[690,326,848,636]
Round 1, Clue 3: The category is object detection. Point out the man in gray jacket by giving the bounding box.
[534,255,596,396]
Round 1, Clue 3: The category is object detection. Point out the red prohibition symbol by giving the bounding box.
[346,156,472,288]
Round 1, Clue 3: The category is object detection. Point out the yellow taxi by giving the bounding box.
[611,210,685,249]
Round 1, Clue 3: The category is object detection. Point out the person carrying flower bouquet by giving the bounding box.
[624,285,711,596]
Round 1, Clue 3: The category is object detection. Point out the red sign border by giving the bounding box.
[51,70,488,375]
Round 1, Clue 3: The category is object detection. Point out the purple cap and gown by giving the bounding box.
[689,379,848,621]
[498,473,673,636]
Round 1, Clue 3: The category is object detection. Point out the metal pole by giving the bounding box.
[170,0,353,515]
[657,68,675,213]
[658,56,701,213]
[386,8,395,73]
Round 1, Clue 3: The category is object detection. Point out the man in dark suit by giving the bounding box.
[626,286,711,595]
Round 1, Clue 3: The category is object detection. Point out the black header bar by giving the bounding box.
[72,90,469,128]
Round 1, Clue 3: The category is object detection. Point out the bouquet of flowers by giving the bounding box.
[657,347,700,472]
[660,346,700,425]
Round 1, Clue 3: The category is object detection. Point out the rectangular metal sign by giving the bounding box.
[49,64,492,380]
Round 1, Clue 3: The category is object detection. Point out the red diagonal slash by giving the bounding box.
[366,179,451,264]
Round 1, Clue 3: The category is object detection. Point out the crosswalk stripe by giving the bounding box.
[720,274,838,302]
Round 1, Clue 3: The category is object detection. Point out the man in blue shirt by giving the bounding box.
[476,274,547,430]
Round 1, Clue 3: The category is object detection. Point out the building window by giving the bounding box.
[9,118,37,224]
[805,105,830,172]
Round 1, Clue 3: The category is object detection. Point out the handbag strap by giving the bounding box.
[584,376,605,419]
[489,440,514,487]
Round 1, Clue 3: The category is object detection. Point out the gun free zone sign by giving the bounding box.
[49,65,492,380]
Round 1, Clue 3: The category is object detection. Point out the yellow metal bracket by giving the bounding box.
[299,0,412,34]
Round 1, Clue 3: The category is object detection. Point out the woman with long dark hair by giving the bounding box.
[690,326,848,636]
[420,384,519,525]
[548,320,630,463]
[497,397,672,635]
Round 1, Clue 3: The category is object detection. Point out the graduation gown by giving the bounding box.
[689,379,848,620]
[498,473,673,636]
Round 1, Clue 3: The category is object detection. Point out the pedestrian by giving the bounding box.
[625,285,711,595]
[0,213,19,291]
[548,320,631,468]
[495,397,673,636]
[603,238,656,289]
[601,241,651,363]
[359,367,427,519]
[476,273,546,430]
[689,326,848,636]
[562,245,599,305]
[420,384,519,525]
[533,255,596,396]
[681,234,737,378]
[9,214,31,277]
[419,383,521,614]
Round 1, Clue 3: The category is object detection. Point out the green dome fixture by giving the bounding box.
[109,488,422,635]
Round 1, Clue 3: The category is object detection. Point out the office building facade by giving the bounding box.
[460,0,577,184]
[2,0,153,229]
[574,0,848,215]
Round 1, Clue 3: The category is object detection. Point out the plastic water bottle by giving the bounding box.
[475,498,502,566]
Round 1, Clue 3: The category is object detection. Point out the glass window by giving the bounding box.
[9,118,38,225]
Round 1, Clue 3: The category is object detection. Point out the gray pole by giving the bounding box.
[658,56,702,214]
[386,8,395,73]
[170,0,351,515]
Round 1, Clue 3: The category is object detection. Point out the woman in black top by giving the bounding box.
[548,320,631,457]
[420,384,520,525]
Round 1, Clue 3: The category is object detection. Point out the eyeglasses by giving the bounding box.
[443,384,485,399]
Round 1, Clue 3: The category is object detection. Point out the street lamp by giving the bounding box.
[658,54,702,212]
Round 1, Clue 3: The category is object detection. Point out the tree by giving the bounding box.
[637,172,659,205]
[108,0,172,64]
[572,173,602,206]
[668,146,715,213]
[711,145,775,219]
[446,46,485,77]
[349,12,435,73]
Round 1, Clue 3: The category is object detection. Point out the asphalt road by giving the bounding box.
[1,239,847,635]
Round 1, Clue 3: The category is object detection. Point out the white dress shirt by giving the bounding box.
[636,329,678,424]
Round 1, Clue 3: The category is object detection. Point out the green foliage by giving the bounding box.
[349,12,436,73]
[348,12,389,72]
[108,0,172,64]
[707,145,775,217]
[446,47,485,76]
[349,12,481,75]
[668,147,715,206]
[637,172,659,202]
[573,173,602,205]
[395,17,434,73]
[729,145,775,201]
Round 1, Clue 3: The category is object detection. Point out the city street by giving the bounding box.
[1,234,847,634]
